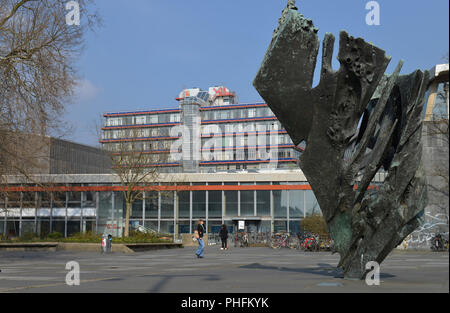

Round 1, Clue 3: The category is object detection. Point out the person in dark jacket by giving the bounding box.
[219,224,229,250]
[195,219,205,258]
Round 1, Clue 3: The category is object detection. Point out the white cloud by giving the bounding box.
[74,78,101,102]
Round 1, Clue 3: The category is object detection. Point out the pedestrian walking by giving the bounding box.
[219,224,229,250]
[194,219,205,258]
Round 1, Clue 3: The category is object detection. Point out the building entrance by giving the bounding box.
[232,218,261,233]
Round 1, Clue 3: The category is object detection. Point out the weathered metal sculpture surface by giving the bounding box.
[253,1,430,279]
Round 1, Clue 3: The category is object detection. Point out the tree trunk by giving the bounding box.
[124,200,131,237]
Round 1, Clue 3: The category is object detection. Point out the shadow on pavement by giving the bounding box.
[239,263,396,279]
[143,273,222,292]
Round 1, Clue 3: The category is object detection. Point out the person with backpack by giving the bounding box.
[219,224,229,250]
[194,219,205,258]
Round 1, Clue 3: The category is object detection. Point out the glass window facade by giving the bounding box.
[192,191,206,219]
[104,113,181,127]
[224,190,238,217]
[305,190,321,216]
[145,192,158,218]
[201,106,274,121]
[178,220,191,234]
[160,221,174,234]
[208,191,222,218]
[273,190,287,218]
[289,221,301,234]
[289,190,304,218]
[274,220,287,233]
[160,192,174,218]
[177,191,190,219]
[131,199,143,218]
[240,191,254,216]
[256,190,270,216]
[0,182,325,237]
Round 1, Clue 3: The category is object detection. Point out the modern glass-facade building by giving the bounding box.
[100,86,302,173]
[1,85,392,238]
[0,172,332,238]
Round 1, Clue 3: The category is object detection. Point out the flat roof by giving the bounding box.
[4,171,307,184]
[103,102,267,117]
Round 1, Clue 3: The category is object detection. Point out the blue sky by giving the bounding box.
[65,0,449,146]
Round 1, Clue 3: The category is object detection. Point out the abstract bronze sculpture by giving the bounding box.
[253,1,430,279]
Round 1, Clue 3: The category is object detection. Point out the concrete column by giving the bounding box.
[158,190,161,232]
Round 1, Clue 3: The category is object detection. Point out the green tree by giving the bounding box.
[301,214,329,237]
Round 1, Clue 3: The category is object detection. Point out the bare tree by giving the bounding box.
[0,0,99,238]
[104,140,170,238]
[0,0,99,209]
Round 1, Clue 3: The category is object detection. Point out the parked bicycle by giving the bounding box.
[300,233,319,251]
[295,231,334,252]
[234,232,249,247]
[431,233,449,252]
[269,232,286,249]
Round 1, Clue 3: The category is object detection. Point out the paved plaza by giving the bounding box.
[0,246,448,293]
